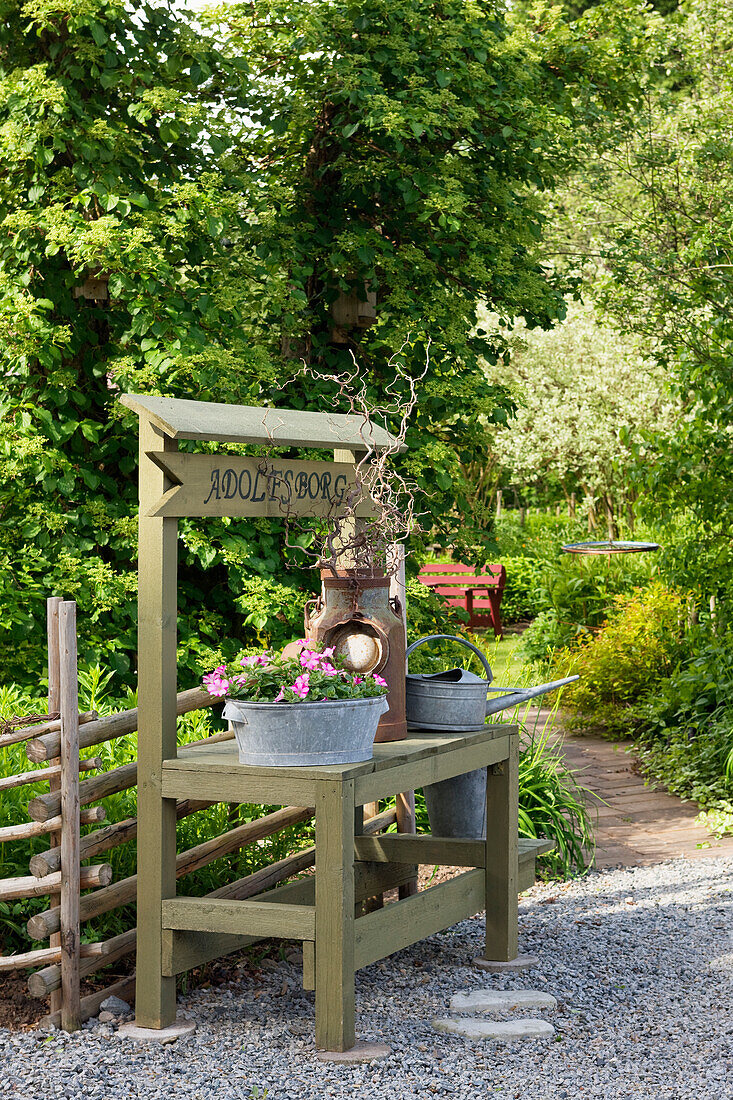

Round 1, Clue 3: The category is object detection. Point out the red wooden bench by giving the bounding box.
[417,562,506,637]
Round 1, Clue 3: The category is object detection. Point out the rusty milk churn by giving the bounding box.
[304,571,407,742]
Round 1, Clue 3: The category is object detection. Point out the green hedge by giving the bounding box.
[501,556,548,623]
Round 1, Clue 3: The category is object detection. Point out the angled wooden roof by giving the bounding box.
[120,394,403,451]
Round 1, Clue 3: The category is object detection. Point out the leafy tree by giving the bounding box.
[0,0,646,687]
[0,0,265,682]
[213,0,571,549]
[213,0,654,542]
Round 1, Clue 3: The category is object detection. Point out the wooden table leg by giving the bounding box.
[135,419,178,1029]
[315,779,355,1052]
[483,738,519,961]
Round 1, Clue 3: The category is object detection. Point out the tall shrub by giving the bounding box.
[554,581,684,735]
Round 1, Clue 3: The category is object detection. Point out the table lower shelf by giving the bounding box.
[161,837,551,980]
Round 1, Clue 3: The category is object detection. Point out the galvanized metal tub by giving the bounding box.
[222,695,388,767]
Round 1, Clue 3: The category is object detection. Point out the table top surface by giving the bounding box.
[164,724,516,783]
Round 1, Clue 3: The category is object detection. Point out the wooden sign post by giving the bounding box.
[120,394,403,1030]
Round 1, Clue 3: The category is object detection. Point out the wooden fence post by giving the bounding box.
[59,600,81,1031]
[46,596,63,1019]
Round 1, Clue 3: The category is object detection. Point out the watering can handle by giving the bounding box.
[405,634,493,682]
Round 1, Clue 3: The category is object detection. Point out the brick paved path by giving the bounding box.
[546,719,733,867]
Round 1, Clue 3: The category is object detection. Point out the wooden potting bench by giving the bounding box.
[160,723,536,1052]
[122,393,543,1053]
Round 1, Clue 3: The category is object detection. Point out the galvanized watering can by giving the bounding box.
[405,634,578,731]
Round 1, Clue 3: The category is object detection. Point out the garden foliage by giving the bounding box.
[635,621,733,826]
[551,582,683,735]
[517,717,594,878]
[1,0,649,691]
[492,513,661,636]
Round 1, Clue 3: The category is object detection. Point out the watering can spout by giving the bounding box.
[484,675,579,716]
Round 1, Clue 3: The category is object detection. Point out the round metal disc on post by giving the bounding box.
[561,540,660,556]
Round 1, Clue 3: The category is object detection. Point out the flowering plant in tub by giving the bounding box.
[203,645,389,766]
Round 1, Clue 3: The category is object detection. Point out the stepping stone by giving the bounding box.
[117,1018,196,1044]
[433,1017,555,1041]
[450,990,557,1013]
[316,1041,391,1063]
[473,955,539,972]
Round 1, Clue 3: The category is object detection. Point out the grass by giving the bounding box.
[481,632,526,684]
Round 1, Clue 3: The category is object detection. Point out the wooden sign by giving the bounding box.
[145,452,374,519]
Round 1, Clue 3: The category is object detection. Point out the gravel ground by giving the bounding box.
[2,856,732,1100]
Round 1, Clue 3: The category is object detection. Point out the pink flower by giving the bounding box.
[293,673,310,699]
[372,674,388,688]
[203,670,230,697]
[320,662,338,677]
[273,689,285,702]
[299,649,321,671]
[240,653,269,667]
[353,676,363,684]
[320,646,335,660]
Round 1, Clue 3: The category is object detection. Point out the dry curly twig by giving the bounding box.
[252,341,427,578]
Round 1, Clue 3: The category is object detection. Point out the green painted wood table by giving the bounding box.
[143,723,533,1053]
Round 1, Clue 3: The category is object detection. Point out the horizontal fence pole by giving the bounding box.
[25,803,393,945]
[0,806,106,844]
[0,757,102,794]
[41,973,136,1030]
[28,928,137,998]
[28,762,138,822]
[26,686,215,762]
[174,804,312,879]
[210,846,316,902]
[0,712,97,751]
[0,865,112,902]
[30,798,214,878]
[27,803,317,941]
[0,942,109,972]
[210,806,396,903]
